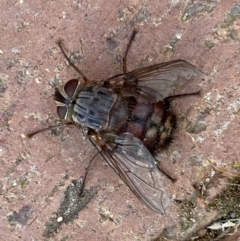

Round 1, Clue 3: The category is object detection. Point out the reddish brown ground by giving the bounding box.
[1,1,240,241]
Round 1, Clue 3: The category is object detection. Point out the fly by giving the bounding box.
[28,30,202,214]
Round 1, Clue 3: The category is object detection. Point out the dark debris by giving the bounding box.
[43,178,97,238]
[7,205,33,226]
[182,1,220,21]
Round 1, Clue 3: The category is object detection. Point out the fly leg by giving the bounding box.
[165,90,201,102]
[122,29,138,74]
[79,152,98,196]
[56,40,89,82]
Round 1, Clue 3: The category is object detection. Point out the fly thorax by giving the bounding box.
[72,86,117,131]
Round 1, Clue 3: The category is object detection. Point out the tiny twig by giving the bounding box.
[207,159,240,178]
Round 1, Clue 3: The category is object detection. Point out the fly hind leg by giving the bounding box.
[165,90,201,102]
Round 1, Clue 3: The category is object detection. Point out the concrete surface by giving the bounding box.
[0,0,240,240]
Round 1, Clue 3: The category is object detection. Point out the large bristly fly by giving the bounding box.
[29,30,202,214]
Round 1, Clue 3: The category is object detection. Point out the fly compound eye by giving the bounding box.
[57,106,68,119]
[64,79,79,98]
[55,79,81,120]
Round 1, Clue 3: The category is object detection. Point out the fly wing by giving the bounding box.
[109,59,202,103]
[92,132,172,214]
[128,59,202,101]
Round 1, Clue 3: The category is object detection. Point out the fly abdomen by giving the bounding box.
[143,100,176,154]
[126,102,154,141]
[123,100,176,154]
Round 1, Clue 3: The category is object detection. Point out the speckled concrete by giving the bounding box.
[1,1,240,241]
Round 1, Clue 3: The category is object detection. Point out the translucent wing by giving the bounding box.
[91,132,171,214]
[109,59,202,102]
